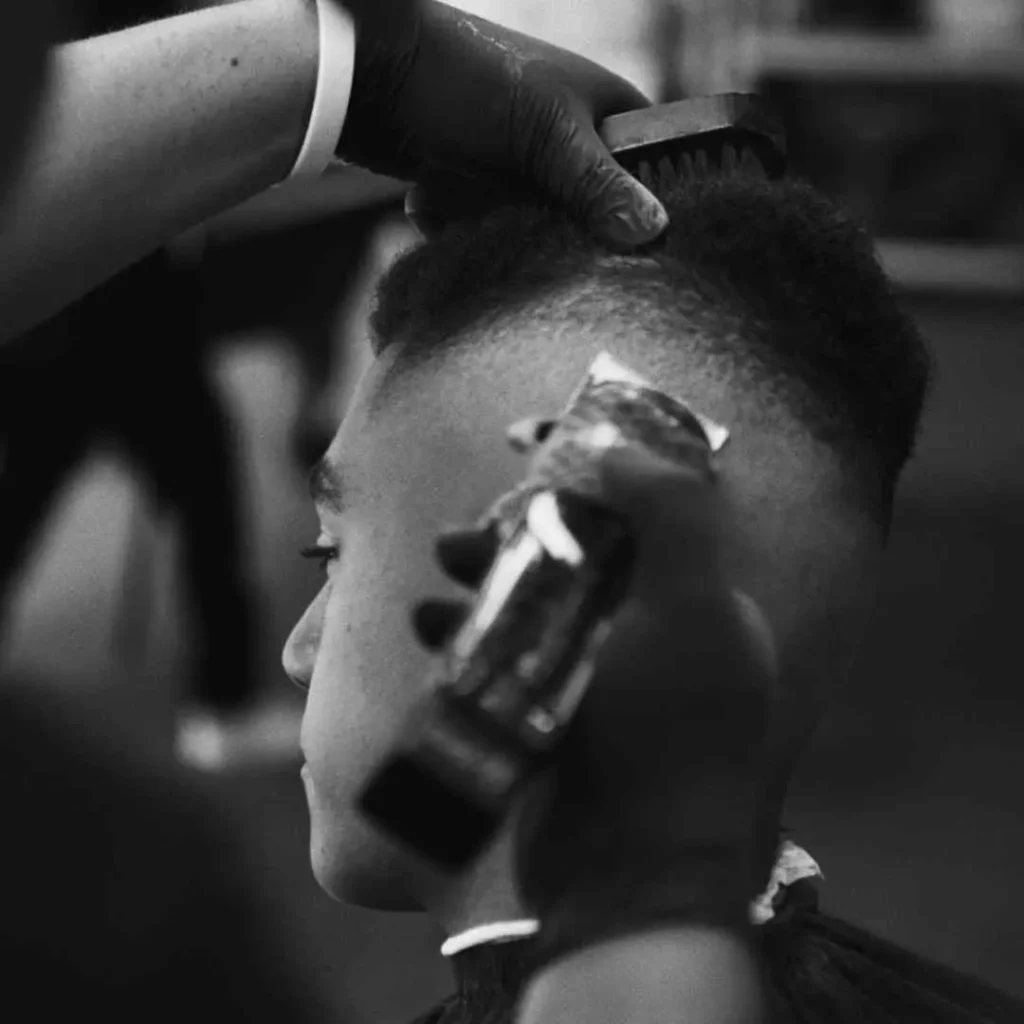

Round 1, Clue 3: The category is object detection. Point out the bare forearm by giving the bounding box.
[0,0,319,342]
[516,927,765,1024]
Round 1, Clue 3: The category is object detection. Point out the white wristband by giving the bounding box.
[287,0,356,181]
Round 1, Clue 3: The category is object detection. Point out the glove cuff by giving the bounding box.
[284,0,357,182]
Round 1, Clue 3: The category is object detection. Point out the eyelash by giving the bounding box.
[300,544,340,572]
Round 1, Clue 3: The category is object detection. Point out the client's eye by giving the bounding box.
[300,543,340,573]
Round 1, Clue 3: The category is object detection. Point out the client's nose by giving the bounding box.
[282,589,327,691]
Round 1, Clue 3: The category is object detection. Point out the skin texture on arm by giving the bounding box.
[0,0,319,343]
[515,926,765,1024]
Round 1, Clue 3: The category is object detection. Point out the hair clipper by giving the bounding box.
[357,352,730,869]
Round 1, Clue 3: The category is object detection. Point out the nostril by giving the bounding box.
[289,672,311,693]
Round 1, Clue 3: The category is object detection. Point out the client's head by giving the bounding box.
[283,163,933,920]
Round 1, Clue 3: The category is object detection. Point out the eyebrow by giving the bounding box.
[308,456,345,514]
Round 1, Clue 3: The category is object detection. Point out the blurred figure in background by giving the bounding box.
[198,198,406,473]
[0,0,280,762]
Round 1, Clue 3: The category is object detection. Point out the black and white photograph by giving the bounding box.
[1,1,1023,1021]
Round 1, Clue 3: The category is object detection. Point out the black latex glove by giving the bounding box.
[338,0,669,246]
[414,431,781,969]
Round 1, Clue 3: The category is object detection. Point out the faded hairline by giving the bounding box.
[367,175,933,535]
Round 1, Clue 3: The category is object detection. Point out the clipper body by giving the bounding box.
[358,354,729,868]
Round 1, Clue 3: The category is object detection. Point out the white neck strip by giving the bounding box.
[439,841,823,956]
[440,919,541,957]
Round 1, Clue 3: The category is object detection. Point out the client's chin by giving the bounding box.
[308,811,429,912]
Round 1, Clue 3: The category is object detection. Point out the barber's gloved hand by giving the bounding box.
[420,434,781,970]
[338,0,668,246]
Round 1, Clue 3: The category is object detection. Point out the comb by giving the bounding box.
[405,96,786,239]
[599,93,787,191]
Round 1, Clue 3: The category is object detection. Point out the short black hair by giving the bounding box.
[370,169,934,529]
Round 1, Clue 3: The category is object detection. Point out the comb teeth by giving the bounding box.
[675,153,693,184]
[632,140,769,191]
[658,155,675,190]
[601,95,786,191]
[739,146,766,178]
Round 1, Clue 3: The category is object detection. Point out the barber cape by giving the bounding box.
[406,842,1024,1024]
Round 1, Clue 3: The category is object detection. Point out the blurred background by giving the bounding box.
[1,1,1023,1021]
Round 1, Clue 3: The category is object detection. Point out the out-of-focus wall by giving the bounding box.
[787,296,1024,995]
[450,0,664,96]
[446,1,794,102]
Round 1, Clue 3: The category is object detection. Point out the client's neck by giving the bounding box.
[430,828,531,940]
